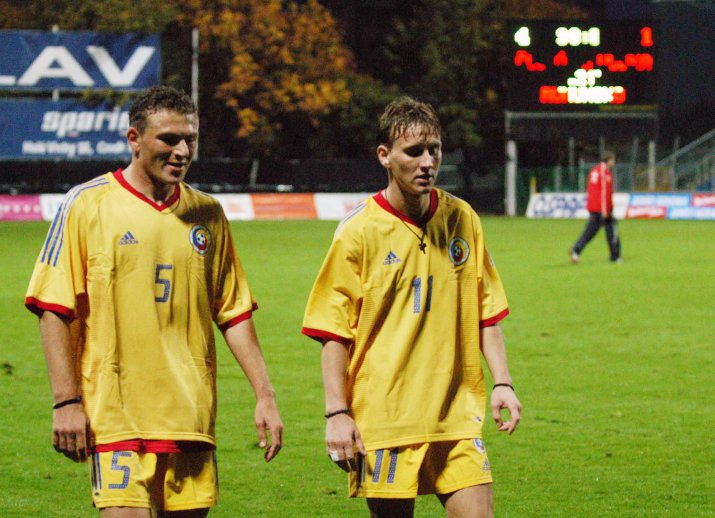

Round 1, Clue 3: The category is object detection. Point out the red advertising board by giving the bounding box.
[692,193,715,207]
[250,193,317,220]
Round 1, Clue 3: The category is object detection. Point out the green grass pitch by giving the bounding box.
[0,217,712,517]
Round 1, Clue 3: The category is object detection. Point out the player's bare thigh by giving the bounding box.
[100,508,210,518]
[367,497,415,518]
[438,483,494,518]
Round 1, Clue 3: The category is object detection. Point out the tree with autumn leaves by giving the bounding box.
[176,0,363,157]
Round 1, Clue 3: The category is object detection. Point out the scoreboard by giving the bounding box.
[507,21,657,111]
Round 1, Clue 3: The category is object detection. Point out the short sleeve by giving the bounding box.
[302,226,363,345]
[25,192,88,319]
[473,212,509,327]
[212,211,258,330]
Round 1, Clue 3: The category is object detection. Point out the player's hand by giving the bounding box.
[255,396,283,462]
[491,386,522,435]
[326,414,366,473]
[52,404,90,462]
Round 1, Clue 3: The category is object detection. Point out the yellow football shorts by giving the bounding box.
[89,450,218,511]
[349,438,492,498]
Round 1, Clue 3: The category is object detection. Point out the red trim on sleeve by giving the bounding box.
[373,189,438,226]
[92,439,214,454]
[301,327,353,346]
[25,297,73,319]
[219,303,259,331]
[480,308,509,328]
[114,169,181,211]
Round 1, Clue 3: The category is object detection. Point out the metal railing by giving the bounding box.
[657,128,715,191]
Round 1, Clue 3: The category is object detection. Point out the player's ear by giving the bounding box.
[376,145,390,169]
[126,127,141,156]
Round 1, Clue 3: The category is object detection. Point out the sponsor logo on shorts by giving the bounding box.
[190,225,211,255]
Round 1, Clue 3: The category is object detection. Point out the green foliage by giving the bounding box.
[312,74,403,158]
[1,217,712,516]
[0,0,177,31]
[380,0,586,163]
[383,0,503,154]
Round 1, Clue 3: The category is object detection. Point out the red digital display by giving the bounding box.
[508,22,657,111]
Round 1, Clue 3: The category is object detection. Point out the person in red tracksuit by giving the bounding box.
[569,151,622,263]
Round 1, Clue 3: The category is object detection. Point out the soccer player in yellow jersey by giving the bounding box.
[26,86,283,517]
[302,97,521,518]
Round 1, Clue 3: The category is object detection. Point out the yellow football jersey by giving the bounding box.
[302,188,508,450]
[26,170,256,446]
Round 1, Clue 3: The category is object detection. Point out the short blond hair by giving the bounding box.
[377,96,441,147]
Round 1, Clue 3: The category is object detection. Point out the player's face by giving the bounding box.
[128,110,198,187]
[378,125,442,197]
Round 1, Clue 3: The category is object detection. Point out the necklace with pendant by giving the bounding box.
[384,189,428,253]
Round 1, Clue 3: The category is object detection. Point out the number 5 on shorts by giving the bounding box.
[108,451,131,489]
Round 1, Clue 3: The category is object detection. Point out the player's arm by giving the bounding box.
[39,310,90,462]
[322,339,366,472]
[480,324,522,434]
[601,164,609,218]
[222,318,283,462]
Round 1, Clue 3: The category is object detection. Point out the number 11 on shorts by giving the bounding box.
[372,448,399,484]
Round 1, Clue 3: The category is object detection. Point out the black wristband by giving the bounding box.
[324,408,351,419]
[53,396,82,410]
[492,383,515,391]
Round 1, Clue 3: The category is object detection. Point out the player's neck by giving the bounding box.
[384,185,430,224]
[122,165,176,204]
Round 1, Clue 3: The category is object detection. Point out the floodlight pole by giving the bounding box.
[191,28,199,109]
[52,25,60,102]
[505,139,518,217]
[191,28,199,160]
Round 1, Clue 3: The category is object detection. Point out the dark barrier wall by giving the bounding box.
[0,158,383,193]
[0,159,504,214]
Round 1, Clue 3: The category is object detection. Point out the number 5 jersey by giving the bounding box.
[26,170,256,447]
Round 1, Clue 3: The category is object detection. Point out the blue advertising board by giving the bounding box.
[0,100,130,159]
[0,30,160,91]
[629,193,691,207]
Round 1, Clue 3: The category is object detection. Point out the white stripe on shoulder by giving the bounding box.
[334,201,367,237]
[41,176,110,266]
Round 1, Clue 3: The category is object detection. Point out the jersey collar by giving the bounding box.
[114,169,181,211]
[373,189,438,227]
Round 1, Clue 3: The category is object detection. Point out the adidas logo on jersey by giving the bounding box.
[383,251,401,265]
[118,231,139,245]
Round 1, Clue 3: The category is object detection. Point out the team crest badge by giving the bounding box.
[473,438,486,455]
[449,237,469,265]
[190,225,211,255]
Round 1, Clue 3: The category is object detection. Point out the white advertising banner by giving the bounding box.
[213,194,255,221]
[527,192,714,220]
[313,193,372,220]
